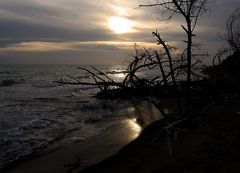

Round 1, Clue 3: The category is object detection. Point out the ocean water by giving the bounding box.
[0,64,139,169]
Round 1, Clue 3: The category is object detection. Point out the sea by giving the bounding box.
[0,64,163,170]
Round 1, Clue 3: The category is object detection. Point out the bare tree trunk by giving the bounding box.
[155,51,167,86]
[186,18,192,87]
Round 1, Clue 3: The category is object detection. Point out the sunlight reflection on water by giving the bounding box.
[114,73,126,78]
[108,66,128,81]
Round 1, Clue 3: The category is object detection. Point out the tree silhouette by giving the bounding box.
[226,8,240,51]
[140,0,211,87]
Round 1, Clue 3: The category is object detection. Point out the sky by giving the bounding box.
[0,0,239,64]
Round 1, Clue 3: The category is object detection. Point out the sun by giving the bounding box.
[108,16,133,34]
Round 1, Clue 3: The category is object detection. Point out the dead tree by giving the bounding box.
[226,8,240,51]
[140,0,211,87]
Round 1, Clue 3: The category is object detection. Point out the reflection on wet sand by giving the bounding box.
[125,118,142,139]
[134,100,164,127]
[124,100,164,140]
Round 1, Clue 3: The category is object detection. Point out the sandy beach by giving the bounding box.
[79,98,240,173]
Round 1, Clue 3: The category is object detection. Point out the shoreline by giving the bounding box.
[3,119,134,173]
[3,100,163,173]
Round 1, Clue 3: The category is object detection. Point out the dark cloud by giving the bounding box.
[0,47,132,64]
[0,20,117,42]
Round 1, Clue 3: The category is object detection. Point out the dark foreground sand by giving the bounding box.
[80,99,240,173]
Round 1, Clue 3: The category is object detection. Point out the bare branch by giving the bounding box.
[225,8,240,51]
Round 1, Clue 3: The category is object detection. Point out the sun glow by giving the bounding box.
[108,17,133,34]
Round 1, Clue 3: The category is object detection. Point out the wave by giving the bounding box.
[34,97,60,102]
[0,71,11,74]
[0,79,20,86]
[31,82,61,88]
[0,116,102,171]
[106,70,128,74]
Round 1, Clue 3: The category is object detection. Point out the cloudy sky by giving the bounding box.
[0,0,239,64]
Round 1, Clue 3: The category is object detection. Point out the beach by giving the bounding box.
[3,96,240,173]
[80,98,240,173]
[2,65,240,173]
